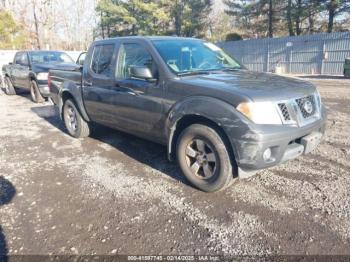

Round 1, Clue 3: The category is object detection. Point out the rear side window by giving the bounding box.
[90,44,115,77]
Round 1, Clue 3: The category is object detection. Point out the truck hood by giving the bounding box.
[32,62,79,73]
[179,70,316,102]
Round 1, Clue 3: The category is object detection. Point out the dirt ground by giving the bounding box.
[0,78,349,257]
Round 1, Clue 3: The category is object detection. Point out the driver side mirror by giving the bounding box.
[129,66,156,82]
[78,59,85,66]
[76,52,86,66]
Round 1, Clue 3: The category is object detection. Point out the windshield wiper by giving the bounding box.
[177,71,212,77]
[221,67,241,71]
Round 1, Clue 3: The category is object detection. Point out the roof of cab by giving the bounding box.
[92,36,203,45]
[18,50,68,54]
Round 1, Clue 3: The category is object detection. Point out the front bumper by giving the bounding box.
[229,105,327,173]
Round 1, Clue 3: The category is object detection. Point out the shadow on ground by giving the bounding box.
[0,176,16,262]
[31,105,189,186]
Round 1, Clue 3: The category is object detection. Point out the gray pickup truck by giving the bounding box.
[49,36,327,192]
[2,50,74,103]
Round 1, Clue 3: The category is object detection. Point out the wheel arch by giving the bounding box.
[60,90,90,122]
[166,96,242,172]
[29,72,36,81]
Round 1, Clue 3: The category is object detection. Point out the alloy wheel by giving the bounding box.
[65,105,78,133]
[185,138,217,179]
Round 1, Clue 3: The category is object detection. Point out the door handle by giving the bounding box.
[115,83,144,96]
[84,81,92,87]
[127,91,137,96]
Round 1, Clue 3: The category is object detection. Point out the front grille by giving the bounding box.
[278,103,291,121]
[296,95,316,118]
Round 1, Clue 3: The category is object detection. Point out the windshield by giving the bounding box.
[29,52,74,64]
[152,39,242,75]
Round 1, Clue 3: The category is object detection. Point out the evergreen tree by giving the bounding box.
[224,0,283,38]
[0,9,25,49]
[96,0,212,38]
[96,0,170,37]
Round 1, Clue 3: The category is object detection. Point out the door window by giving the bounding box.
[19,53,29,66]
[90,44,115,77]
[116,43,157,80]
[14,53,22,65]
[77,52,86,66]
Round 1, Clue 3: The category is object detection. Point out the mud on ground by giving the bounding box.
[0,78,349,256]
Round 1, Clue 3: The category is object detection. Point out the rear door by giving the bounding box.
[82,42,119,127]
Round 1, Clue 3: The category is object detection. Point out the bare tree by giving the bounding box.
[31,0,41,49]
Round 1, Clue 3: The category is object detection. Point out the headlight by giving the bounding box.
[37,72,49,80]
[236,102,282,125]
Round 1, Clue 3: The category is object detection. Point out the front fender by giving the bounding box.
[166,96,250,161]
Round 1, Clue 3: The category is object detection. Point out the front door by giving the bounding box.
[16,52,31,88]
[112,42,164,140]
[11,53,23,87]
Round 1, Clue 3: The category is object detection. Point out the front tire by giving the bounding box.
[63,99,90,138]
[30,80,45,103]
[4,77,16,95]
[176,124,236,192]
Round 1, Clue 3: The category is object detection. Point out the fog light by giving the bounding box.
[263,148,272,162]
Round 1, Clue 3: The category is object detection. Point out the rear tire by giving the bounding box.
[4,77,16,95]
[63,99,90,138]
[30,80,45,103]
[176,124,236,192]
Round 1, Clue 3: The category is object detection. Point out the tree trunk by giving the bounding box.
[327,0,337,33]
[287,0,294,36]
[131,4,136,35]
[174,1,182,36]
[308,14,314,34]
[132,24,136,35]
[32,0,41,49]
[106,13,110,37]
[295,0,302,35]
[100,11,105,39]
[268,0,273,38]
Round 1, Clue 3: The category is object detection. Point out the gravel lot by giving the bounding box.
[0,78,349,257]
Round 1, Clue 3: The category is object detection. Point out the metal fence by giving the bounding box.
[219,32,350,75]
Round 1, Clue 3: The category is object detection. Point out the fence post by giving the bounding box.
[288,47,293,74]
[321,40,326,75]
[266,43,270,72]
